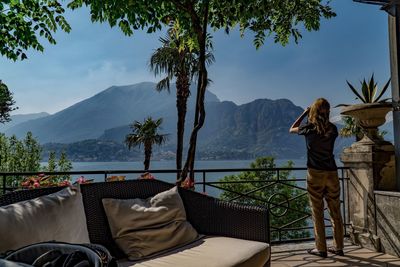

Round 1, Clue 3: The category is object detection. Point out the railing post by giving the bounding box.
[346,170,350,237]
[202,171,206,193]
[104,172,108,182]
[278,230,282,242]
[2,174,5,195]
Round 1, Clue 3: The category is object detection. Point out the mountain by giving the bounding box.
[99,98,308,159]
[99,98,358,160]
[5,82,219,143]
[197,99,305,158]
[0,112,49,132]
[41,98,308,161]
[7,82,357,161]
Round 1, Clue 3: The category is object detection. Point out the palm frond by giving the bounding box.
[156,77,171,92]
[205,51,215,66]
[154,117,163,127]
[149,24,214,97]
[125,117,168,151]
[153,134,169,145]
[125,134,143,149]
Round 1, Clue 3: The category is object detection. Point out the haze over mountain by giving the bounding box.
[5,82,218,143]
[0,112,49,132]
[5,82,360,160]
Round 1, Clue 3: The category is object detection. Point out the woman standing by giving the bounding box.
[289,98,344,258]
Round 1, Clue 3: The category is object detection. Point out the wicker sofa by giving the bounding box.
[0,179,271,267]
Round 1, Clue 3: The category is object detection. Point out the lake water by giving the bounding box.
[69,159,309,197]
[71,159,307,172]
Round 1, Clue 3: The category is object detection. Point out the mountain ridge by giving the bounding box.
[4,82,358,160]
[0,112,49,132]
[5,82,219,143]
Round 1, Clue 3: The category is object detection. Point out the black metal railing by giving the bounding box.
[0,166,350,244]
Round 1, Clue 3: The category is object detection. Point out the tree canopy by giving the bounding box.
[219,157,310,241]
[68,0,336,183]
[0,0,71,61]
[0,132,72,190]
[1,0,71,124]
[0,80,16,123]
[68,0,335,49]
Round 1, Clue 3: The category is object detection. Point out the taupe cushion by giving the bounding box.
[117,236,270,267]
[102,186,199,261]
[0,187,90,253]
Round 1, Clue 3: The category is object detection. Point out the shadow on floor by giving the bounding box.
[271,239,400,267]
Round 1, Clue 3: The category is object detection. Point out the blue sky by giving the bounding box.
[0,1,391,114]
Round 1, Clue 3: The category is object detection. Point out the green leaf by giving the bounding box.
[1,0,70,61]
[369,74,375,102]
[361,79,370,103]
[375,78,391,102]
[347,80,366,103]
[334,104,350,108]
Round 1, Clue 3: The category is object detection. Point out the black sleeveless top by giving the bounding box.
[298,122,338,171]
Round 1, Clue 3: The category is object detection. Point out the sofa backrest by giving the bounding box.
[0,179,175,259]
[79,179,174,258]
[0,186,64,206]
[0,179,270,259]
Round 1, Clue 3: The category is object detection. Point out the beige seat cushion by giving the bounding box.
[117,236,270,267]
[0,187,90,253]
[102,186,199,260]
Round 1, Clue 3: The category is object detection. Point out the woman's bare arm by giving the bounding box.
[289,107,310,134]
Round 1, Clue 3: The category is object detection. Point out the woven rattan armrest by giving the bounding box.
[0,186,64,207]
[179,188,270,244]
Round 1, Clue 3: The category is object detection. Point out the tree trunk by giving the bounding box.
[175,73,190,181]
[144,142,152,171]
[179,1,209,185]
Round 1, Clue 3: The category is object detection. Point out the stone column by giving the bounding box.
[341,141,396,251]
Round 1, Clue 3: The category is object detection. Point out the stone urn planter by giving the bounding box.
[339,76,396,251]
[341,102,392,146]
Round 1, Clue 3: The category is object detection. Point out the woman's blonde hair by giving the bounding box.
[308,98,331,135]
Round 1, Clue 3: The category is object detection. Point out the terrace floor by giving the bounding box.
[272,239,400,266]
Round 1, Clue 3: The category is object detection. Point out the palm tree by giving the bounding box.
[149,26,214,181]
[125,117,168,170]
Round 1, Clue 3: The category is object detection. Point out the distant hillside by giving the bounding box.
[100,98,308,159]
[42,140,141,162]
[0,112,49,132]
[5,82,219,143]
[42,97,355,161]
[6,82,366,161]
[41,139,175,162]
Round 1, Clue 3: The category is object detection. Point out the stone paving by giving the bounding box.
[272,239,400,266]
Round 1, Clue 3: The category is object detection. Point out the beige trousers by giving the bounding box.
[307,168,344,252]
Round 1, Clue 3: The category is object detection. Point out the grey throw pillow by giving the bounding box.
[0,187,90,253]
[102,186,199,260]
